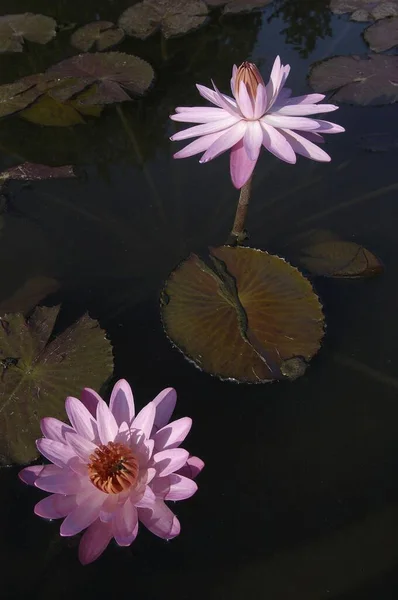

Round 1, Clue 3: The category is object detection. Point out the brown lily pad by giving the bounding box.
[0,13,56,53]
[364,16,398,51]
[309,54,398,105]
[205,0,273,14]
[331,0,398,21]
[0,276,59,315]
[118,0,209,40]
[161,246,324,383]
[70,21,125,52]
[296,240,383,278]
[0,162,76,181]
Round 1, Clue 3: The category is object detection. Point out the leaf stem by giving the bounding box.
[227,176,253,245]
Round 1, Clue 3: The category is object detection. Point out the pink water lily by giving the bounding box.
[170,57,345,188]
[19,380,204,565]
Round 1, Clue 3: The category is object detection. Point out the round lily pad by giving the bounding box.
[0,13,56,53]
[331,0,398,21]
[70,21,125,52]
[296,240,383,278]
[364,16,398,51]
[309,54,398,105]
[205,0,273,14]
[161,246,324,383]
[118,0,209,39]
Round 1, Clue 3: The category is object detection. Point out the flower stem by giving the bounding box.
[227,176,253,245]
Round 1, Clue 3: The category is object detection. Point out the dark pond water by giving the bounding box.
[2,0,398,598]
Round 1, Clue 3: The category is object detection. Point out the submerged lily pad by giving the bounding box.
[118,0,208,39]
[70,21,125,52]
[205,0,273,14]
[20,90,102,126]
[0,162,76,181]
[0,276,59,315]
[161,246,324,383]
[331,0,398,21]
[0,13,56,53]
[296,240,383,278]
[309,54,398,105]
[364,16,398,51]
[0,305,113,465]
[47,52,154,104]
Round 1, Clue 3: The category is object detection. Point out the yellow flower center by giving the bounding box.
[235,61,264,101]
[88,441,139,494]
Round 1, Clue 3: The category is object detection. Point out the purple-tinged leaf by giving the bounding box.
[0,13,56,53]
[364,16,398,51]
[70,21,125,52]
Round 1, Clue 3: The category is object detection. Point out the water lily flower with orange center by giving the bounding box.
[19,380,203,564]
[170,57,344,188]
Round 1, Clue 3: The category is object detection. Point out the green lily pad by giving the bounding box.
[309,54,398,105]
[0,80,43,119]
[118,0,209,40]
[364,16,398,51]
[47,52,154,105]
[205,0,273,14]
[0,305,113,465]
[0,13,56,53]
[161,246,324,383]
[20,94,86,126]
[70,21,125,52]
[330,0,398,21]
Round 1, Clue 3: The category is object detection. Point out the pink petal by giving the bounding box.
[277,87,292,101]
[230,139,258,189]
[65,396,97,441]
[237,81,254,119]
[113,499,138,546]
[263,114,320,131]
[109,379,135,426]
[211,80,241,116]
[134,485,156,508]
[40,417,74,443]
[173,131,226,159]
[281,129,331,162]
[151,474,198,501]
[35,469,82,495]
[34,494,77,519]
[170,116,239,142]
[132,402,156,439]
[254,84,267,119]
[283,93,325,105]
[153,448,189,477]
[64,431,97,462]
[80,388,102,417]
[261,122,296,164]
[243,120,263,161]
[230,63,238,96]
[138,499,180,539]
[99,494,119,522]
[79,519,113,565]
[154,417,192,451]
[170,107,230,123]
[60,491,105,537]
[196,83,225,107]
[152,388,177,433]
[312,119,345,134]
[176,455,205,479]
[36,438,78,469]
[299,131,325,144]
[265,55,282,107]
[96,399,118,444]
[19,465,46,486]
[196,83,239,116]
[200,121,247,163]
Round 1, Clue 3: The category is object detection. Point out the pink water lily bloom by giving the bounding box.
[19,380,204,565]
[170,57,345,188]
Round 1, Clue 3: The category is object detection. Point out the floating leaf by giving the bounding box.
[70,21,125,52]
[364,16,398,51]
[330,0,398,21]
[309,54,398,105]
[0,276,59,315]
[47,52,154,105]
[296,240,383,278]
[0,13,56,53]
[0,162,76,181]
[20,94,86,126]
[0,80,42,118]
[0,305,113,465]
[118,0,208,39]
[205,0,273,14]
[161,246,324,383]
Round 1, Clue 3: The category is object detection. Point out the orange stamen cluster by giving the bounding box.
[88,441,139,495]
[235,62,264,101]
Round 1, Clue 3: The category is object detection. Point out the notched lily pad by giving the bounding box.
[205,0,273,14]
[0,162,76,181]
[364,16,398,51]
[118,0,208,40]
[309,54,398,105]
[296,240,383,278]
[0,13,56,53]
[161,246,324,383]
[331,0,398,21]
[0,305,113,465]
[70,21,125,52]
[47,52,154,104]
[0,80,42,119]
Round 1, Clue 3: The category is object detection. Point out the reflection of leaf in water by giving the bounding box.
[20,90,103,127]
[0,276,59,315]
[0,162,75,181]
[119,0,208,39]
[161,246,324,383]
[47,52,154,105]
[0,305,113,465]
[70,21,125,52]
[205,0,273,14]
[0,13,56,53]
[330,0,398,21]
[309,54,398,105]
[364,16,398,51]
